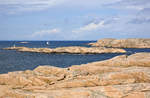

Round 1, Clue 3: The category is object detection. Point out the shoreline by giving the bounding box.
[89,38,150,48]
[0,52,150,97]
[4,46,127,54]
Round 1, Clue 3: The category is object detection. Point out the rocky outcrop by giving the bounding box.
[4,46,126,54]
[0,52,150,98]
[80,52,150,67]
[89,38,150,48]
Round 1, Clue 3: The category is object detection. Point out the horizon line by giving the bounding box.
[0,40,97,41]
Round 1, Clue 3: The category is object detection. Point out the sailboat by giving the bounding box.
[20,42,28,44]
[46,41,49,45]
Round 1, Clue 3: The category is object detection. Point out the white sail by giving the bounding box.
[46,41,49,45]
[20,42,28,44]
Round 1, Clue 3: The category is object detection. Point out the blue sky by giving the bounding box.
[0,0,150,40]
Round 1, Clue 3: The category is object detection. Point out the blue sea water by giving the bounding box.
[0,41,150,74]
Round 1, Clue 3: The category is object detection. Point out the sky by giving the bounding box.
[0,0,150,40]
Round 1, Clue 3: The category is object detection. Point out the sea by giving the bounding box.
[0,41,150,74]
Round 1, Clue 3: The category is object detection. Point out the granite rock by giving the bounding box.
[89,38,150,48]
[0,53,150,98]
[4,46,126,54]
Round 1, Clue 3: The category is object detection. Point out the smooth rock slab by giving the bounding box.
[0,52,150,98]
[4,46,126,54]
[81,52,150,67]
[1,83,150,98]
[89,38,150,48]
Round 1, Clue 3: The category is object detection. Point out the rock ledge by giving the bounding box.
[4,46,126,54]
[0,52,150,98]
[89,38,150,48]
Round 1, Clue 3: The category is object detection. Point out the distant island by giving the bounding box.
[89,38,150,48]
[4,46,126,54]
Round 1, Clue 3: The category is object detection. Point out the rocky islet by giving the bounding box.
[4,46,126,54]
[89,38,150,48]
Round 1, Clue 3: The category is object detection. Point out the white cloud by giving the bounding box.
[0,0,65,5]
[73,21,105,33]
[1,0,150,14]
[108,0,150,11]
[31,28,61,37]
[0,0,128,14]
[0,0,66,13]
[61,0,122,8]
[126,6,144,10]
